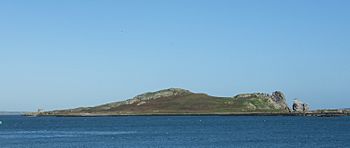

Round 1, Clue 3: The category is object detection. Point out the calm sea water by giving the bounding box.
[0,115,349,148]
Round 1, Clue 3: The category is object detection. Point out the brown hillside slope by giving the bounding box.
[39,88,291,116]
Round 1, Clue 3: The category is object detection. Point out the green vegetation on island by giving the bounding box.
[34,88,293,116]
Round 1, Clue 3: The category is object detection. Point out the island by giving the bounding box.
[26,88,350,117]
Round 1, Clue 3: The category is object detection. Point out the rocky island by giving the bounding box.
[28,88,349,117]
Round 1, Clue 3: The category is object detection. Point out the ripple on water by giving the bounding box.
[0,130,137,139]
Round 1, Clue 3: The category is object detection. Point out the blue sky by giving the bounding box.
[0,0,349,111]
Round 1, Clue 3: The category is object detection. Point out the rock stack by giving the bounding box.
[292,99,309,113]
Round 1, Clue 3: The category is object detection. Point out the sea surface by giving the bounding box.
[0,115,349,148]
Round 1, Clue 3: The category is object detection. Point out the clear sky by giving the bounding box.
[0,0,349,111]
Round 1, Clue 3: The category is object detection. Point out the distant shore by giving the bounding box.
[0,111,25,115]
[23,111,350,117]
[21,89,350,118]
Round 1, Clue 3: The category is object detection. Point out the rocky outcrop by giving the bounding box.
[233,91,291,112]
[131,88,192,102]
[271,91,291,112]
[292,99,309,113]
[124,88,192,105]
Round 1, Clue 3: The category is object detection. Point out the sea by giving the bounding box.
[0,115,349,148]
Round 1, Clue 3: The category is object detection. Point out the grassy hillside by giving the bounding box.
[39,88,291,116]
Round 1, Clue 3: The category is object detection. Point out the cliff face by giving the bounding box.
[271,91,291,112]
[41,88,291,116]
[233,91,290,112]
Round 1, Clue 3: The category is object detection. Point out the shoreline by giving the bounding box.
[23,112,349,117]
